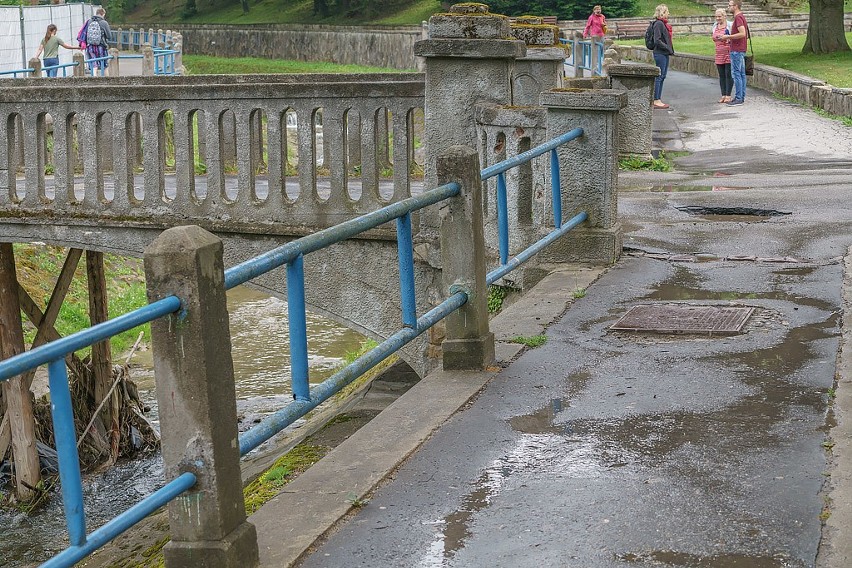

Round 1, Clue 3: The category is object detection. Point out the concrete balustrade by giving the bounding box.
[0,74,425,230]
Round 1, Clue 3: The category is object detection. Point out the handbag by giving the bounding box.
[744,26,754,76]
[602,24,608,35]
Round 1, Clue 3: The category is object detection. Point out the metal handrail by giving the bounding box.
[0,129,587,567]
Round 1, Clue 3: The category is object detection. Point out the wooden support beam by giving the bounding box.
[17,287,86,380]
[86,251,114,453]
[0,244,40,500]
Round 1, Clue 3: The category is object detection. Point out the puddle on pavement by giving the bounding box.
[618,550,791,567]
[620,185,752,193]
[643,267,836,312]
[509,398,570,435]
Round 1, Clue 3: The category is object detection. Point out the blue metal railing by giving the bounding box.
[481,127,588,284]
[560,37,605,76]
[153,49,179,76]
[0,129,586,567]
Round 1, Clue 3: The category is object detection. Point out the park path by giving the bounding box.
[286,68,852,568]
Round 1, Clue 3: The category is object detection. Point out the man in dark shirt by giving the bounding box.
[726,0,748,106]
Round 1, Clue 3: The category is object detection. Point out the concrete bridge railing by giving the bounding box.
[0,73,425,230]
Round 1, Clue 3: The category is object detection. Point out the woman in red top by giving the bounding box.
[711,8,733,103]
[583,5,607,38]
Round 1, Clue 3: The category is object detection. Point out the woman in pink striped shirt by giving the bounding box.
[711,8,734,103]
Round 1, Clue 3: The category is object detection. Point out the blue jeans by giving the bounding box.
[43,57,59,77]
[653,52,669,100]
[730,50,746,102]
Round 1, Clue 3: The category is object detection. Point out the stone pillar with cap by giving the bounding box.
[539,88,627,264]
[414,3,526,194]
[607,63,660,159]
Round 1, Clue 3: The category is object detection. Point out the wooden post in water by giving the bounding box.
[86,251,114,454]
[0,244,40,501]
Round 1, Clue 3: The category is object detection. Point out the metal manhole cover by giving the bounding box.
[610,305,754,335]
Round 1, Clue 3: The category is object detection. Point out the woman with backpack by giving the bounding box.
[648,4,674,110]
[34,24,80,78]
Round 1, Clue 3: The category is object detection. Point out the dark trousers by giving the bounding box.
[716,63,733,96]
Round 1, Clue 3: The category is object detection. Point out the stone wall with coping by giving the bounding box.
[133,23,428,71]
[559,14,852,37]
[620,45,852,118]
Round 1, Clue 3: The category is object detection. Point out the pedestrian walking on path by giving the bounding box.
[34,24,80,78]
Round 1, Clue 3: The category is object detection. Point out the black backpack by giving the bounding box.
[644,20,656,50]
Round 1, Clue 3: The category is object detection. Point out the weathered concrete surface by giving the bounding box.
[285,69,852,567]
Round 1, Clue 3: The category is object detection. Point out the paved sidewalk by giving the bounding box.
[253,69,852,567]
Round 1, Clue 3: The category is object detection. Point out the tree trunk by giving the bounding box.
[0,244,41,501]
[803,0,850,54]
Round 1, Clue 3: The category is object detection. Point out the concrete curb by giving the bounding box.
[250,263,608,567]
[819,246,852,567]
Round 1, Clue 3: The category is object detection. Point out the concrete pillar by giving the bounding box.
[572,31,584,78]
[607,63,660,159]
[414,3,525,196]
[591,36,602,75]
[174,34,183,73]
[539,89,626,264]
[436,146,494,370]
[142,43,154,76]
[72,51,85,77]
[28,57,41,78]
[510,19,563,103]
[107,47,119,77]
[143,226,259,568]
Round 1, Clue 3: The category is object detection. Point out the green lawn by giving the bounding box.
[182,55,408,74]
[632,0,711,18]
[619,32,852,87]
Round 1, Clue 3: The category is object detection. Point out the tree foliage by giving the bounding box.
[486,0,637,19]
[803,0,850,54]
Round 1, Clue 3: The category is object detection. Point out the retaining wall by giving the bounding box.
[621,45,852,118]
[131,23,427,71]
[559,13,852,37]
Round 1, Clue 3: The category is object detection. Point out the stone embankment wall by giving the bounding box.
[621,46,852,118]
[131,23,427,71]
[559,14,852,37]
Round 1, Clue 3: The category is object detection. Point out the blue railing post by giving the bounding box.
[287,254,310,402]
[436,146,494,370]
[143,226,259,567]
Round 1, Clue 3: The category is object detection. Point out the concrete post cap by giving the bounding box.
[540,88,628,111]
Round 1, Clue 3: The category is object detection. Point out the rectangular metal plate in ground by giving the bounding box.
[610,305,754,335]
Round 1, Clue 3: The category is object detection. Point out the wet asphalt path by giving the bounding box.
[298,70,852,567]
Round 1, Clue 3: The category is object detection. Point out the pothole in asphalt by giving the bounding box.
[676,206,791,222]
